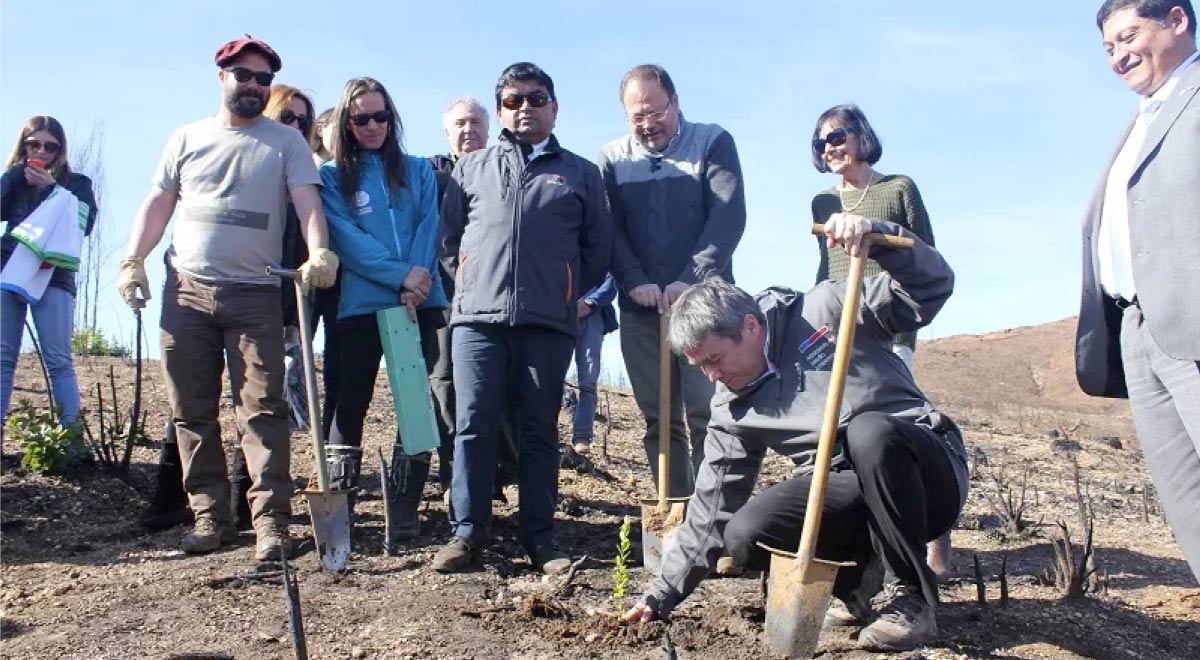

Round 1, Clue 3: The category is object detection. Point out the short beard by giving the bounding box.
[226,90,265,118]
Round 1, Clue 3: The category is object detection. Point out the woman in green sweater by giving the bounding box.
[808,103,951,578]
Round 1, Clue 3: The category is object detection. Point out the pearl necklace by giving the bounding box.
[838,172,879,212]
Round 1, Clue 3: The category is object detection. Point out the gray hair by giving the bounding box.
[668,278,765,354]
[442,96,489,126]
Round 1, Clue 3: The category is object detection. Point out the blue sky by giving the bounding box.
[1,1,1147,382]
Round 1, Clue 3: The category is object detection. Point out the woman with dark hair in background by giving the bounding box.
[808,103,952,579]
[320,77,446,538]
[1,116,98,440]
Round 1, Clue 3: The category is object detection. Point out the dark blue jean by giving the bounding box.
[450,323,573,552]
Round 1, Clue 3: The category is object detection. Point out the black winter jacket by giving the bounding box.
[1,164,98,296]
[439,131,613,337]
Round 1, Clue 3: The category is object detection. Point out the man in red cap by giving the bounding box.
[118,35,338,561]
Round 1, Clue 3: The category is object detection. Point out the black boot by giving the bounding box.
[230,440,253,531]
[140,423,193,530]
[385,450,431,542]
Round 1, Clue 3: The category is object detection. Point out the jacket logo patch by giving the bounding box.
[547,174,566,185]
[354,190,372,216]
[798,325,835,371]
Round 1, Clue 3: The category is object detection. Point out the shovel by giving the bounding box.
[641,311,689,573]
[268,266,352,571]
[759,225,913,658]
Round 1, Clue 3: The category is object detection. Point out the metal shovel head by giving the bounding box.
[760,543,855,658]
[305,489,351,571]
[639,498,689,574]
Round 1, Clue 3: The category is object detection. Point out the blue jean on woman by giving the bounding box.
[0,287,80,426]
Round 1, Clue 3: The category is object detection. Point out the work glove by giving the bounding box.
[298,247,339,294]
[117,256,151,309]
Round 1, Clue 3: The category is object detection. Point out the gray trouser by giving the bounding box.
[620,307,714,498]
[1121,304,1200,583]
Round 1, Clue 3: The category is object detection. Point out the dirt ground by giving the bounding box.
[2,322,1198,660]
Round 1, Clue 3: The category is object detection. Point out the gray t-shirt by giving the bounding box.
[155,116,320,284]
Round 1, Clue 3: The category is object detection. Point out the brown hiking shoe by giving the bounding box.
[180,515,236,554]
[432,537,481,573]
[530,545,572,576]
[857,583,938,651]
[254,517,292,561]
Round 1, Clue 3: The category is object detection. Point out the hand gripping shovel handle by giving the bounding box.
[657,311,672,510]
[267,266,330,494]
[795,225,913,562]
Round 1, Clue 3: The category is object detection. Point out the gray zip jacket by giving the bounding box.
[439,130,613,337]
[644,221,966,617]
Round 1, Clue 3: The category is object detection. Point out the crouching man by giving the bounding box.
[623,215,968,651]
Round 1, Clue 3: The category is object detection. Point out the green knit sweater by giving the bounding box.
[811,174,935,348]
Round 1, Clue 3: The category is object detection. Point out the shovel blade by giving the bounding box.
[763,547,848,658]
[306,490,351,571]
[640,498,688,574]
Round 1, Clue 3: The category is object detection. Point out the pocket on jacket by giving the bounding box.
[517,255,571,324]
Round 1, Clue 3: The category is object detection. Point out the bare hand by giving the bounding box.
[24,164,55,187]
[403,266,433,298]
[622,602,658,624]
[825,212,872,257]
[629,284,663,313]
[577,300,594,319]
[663,281,689,308]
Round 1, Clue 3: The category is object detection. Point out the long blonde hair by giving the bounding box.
[265,84,316,146]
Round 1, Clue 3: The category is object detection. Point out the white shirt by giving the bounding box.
[528,136,550,161]
[1098,51,1200,300]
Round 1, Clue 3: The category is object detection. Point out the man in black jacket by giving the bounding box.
[434,62,613,575]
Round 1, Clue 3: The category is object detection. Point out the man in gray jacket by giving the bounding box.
[434,62,613,575]
[599,64,746,498]
[623,216,967,652]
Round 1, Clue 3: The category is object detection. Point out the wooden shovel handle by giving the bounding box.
[811,223,914,249]
[658,311,672,510]
[793,253,868,564]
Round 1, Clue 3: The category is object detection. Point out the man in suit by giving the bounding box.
[1077,0,1199,582]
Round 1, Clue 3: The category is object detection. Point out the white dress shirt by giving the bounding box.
[1098,51,1200,301]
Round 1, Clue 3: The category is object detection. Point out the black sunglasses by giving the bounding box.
[224,66,275,87]
[348,110,392,127]
[500,91,550,110]
[812,127,851,152]
[24,138,61,154]
[279,109,311,133]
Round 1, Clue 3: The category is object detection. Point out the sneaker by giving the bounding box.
[180,515,236,554]
[530,545,572,576]
[823,597,869,628]
[857,582,938,651]
[432,537,481,573]
[253,517,292,561]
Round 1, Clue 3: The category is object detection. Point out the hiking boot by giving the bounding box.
[180,515,236,554]
[432,537,481,573]
[857,582,938,651]
[823,597,869,628]
[530,545,572,576]
[254,517,292,561]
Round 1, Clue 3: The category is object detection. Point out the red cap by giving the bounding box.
[214,34,281,73]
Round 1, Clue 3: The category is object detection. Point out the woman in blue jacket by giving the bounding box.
[320,77,447,538]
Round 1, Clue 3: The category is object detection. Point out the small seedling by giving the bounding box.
[6,399,72,475]
[612,516,633,614]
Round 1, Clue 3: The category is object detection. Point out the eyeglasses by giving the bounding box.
[224,66,275,87]
[348,110,392,127]
[500,91,551,110]
[279,109,311,133]
[24,138,61,154]
[812,128,851,152]
[627,101,673,127]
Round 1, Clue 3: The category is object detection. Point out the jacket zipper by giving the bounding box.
[509,146,524,324]
[377,166,403,259]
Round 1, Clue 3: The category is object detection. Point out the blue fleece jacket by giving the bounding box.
[321,153,447,319]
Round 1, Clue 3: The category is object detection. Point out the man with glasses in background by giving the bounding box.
[434,62,612,575]
[118,35,338,561]
[598,64,746,502]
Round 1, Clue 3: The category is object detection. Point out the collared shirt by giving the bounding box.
[528,136,550,161]
[1098,50,1200,300]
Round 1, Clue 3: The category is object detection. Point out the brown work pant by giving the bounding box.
[160,270,291,523]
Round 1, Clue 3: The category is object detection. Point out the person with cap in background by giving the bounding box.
[118,35,338,561]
